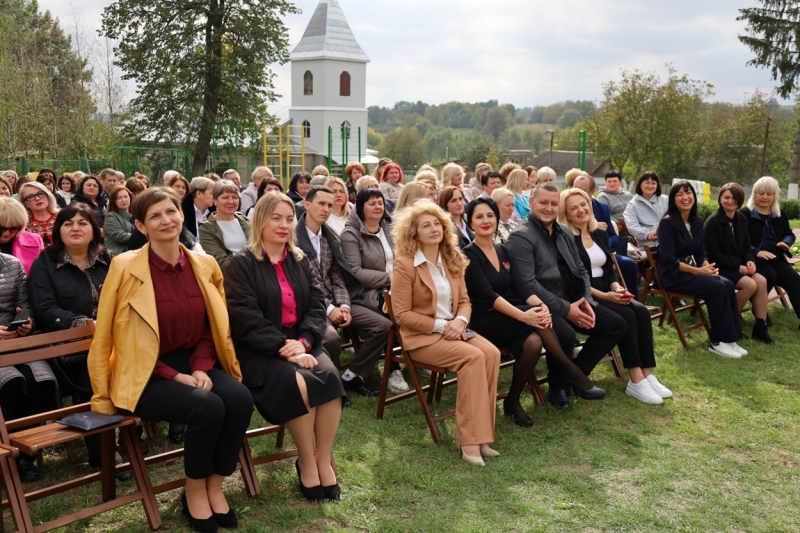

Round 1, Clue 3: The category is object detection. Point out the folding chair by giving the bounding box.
[0,419,26,533]
[642,245,711,349]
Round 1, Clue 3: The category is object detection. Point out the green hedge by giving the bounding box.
[780,199,800,219]
[697,203,716,220]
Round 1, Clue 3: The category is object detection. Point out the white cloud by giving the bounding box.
[38,0,784,109]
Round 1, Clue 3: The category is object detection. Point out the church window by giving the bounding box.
[304,70,313,95]
[340,71,351,96]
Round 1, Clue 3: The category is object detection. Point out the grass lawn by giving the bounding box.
[8,305,800,532]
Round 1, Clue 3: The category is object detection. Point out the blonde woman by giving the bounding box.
[505,168,529,221]
[19,181,59,245]
[441,163,473,203]
[323,176,353,235]
[414,169,440,192]
[394,181,435,214]
[491,187,518,244]
[468,163,492,200]
[224,192,345,501]
[391,201,501,466]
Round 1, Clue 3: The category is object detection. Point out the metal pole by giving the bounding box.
[286,124,291,178]
[761,117,771,177]
[548,131,554,167]
[344,126,349,167]
[302,127,306,172]
[358,127,361,166]
[278,125,283,182]
[263,124,268,167]
[328,126,332,174]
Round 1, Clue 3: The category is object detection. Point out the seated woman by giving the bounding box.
[491,188,519,245]
[247,178,283,220]
[559,189,672,404]
[340,188,409,394]
[704,183,772,343]
[104,185,134,256]
[464,198,604,426]
[323,176,353,236]
[656,181,746,359]
[72,175,108,227]
[36,169,66,208]
[437,186,473,248]
[287,172,311,204]
[391,201,501,466]
[394,181,435,215]
[0,251,51,483]
[27,203,131,480]
[199,180,251,270]
[0,196,44,275]
[0,177,13,197]
[741,176,800,330]
[88,187,253,532]
[19,181,59,245]
[166,174,190,201]
[57,174,75,204]
[623,171,669,251]
[344,162,365,203]
[224,192,345,501]
[441,163,473,204]
[379,163,405,201]
[505,168,530,221]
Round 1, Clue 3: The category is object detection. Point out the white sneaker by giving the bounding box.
[387,369,410,393]
[709,342,741,359]
[625,379,664,404]
[646,374,673,399]
[726,342,747,356]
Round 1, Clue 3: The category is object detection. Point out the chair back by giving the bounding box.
[0,323,95,368]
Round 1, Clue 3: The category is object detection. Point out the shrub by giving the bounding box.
[697,202,716,220]
[780,199,800,219]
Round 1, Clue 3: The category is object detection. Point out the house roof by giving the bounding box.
[290,0,370,62]
[530,151,611,178]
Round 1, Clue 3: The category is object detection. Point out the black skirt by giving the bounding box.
[248,328,345,425]
[469,306,535,358]
[718,267,746,286]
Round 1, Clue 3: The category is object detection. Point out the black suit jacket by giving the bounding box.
[703,208,755,271]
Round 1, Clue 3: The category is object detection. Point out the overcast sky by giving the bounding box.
[39,0,782,109]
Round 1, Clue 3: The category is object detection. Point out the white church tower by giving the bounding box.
[289,0,369,168]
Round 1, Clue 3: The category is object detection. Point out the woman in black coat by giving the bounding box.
[559,188,671,404]
[224,192,344,502]
[741,176,800,328]
[463,198,604,427]
[70,175,108,227]
[704,183,771,343]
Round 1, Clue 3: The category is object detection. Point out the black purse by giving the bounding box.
[60,412,125,431]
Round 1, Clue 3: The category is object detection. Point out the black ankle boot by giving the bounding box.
[752,318,774,344]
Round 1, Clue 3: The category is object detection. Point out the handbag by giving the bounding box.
[60,412,125,431]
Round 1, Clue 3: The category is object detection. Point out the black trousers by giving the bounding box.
[663,274,741,344]
[596,299,656,369]
[550,304,627,381]
[133,350,253,479]
[756,257,800,319]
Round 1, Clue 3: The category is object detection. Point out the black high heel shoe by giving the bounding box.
[503,397,534,427]
[181,492,219,533]
[295,460,325,501]
[323,483,341,500]
[564,377,606,400]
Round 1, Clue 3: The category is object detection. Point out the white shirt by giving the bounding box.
[307,224,350,316]
[217,219,247,254]
[413,250,469,333]
[454,218,471,242]
[585,242,606,279]
[326,212,348,236]
[194,204,209,243]
[375,227,394,277]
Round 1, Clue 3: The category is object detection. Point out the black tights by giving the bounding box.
[506,327,593,415]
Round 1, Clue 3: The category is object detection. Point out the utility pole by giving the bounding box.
[546,130,554,168]
[761,117,771,177]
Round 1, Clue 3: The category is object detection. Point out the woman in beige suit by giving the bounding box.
[391,201,501,466]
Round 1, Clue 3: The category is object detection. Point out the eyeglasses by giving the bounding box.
[0,226,23,235]
[22,191,48,203]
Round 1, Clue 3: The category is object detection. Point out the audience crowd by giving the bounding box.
[0,161,796,532]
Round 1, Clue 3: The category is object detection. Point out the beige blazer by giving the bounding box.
[390,254,471,351]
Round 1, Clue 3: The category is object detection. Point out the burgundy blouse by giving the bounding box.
[149,248,216,380]
[272,246,298,328]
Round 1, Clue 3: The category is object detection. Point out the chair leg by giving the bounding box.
[376,336,397,420]
[1,455,33,533]
[64,441,79,464]
[275,424,286,448]
[121,424,161,530]
[99,430,116,502]
[664,297,689,349]
[434,372,445,403]
[609,349,624,378]
[238,445,259,497]
[405,360,442,445]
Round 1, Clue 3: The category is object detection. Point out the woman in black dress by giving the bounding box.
[463,198,605,427]
[224,192,345,502]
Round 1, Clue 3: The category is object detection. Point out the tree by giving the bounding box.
[101,0,299,176]
[582,66,713,180]
[739,2,800,197]
[482,107,510,140]
[556,109,582,128]
[379,128,427,169]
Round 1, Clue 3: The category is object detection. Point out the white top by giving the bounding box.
[217,219,247,254]
[585,242,606,279]
[305,225,322,261]
[193,204,210,243]
[454,218,471,242]
[326,212,348,235]
[375,227,394,277]
[413,249,468,333]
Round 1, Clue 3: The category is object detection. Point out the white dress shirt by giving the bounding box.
[413,249,468,333]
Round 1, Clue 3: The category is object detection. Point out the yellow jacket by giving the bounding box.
[88,243,242,414]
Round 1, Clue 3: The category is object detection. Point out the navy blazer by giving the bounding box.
[656,216,707,287]
[592,197,619,250]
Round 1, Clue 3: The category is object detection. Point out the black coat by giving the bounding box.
[27,250,109,331]
[703,208,755,271]
[455,221,474,250]
[224,247,327,388]
[574,229,619,289]
[656,216,706,287]
[740,207,795,256]
[181,193,216,239]
[71,192,107,228]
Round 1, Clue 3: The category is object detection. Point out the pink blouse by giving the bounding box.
[272,246,298,328]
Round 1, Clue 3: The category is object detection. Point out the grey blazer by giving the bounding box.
[505,215,595,318]
[103,210,133,257]
[340,213,393,310]
[622,194,668,250]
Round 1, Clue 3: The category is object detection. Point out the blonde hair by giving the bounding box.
[558,188,598,235]
[247,192,304,262]
[0,196,29,228]
[414,170,439,190]
[505,169,529,195]
[474,163,492,182]
[392,201,467,276]
[491,187,515,204]
[564,168,588,189]
[251,166,274,186]
[311,165,330,178]
[396,181,434,212]
[440,163,464,188]
[19,181,59,214]
[499,162,521,184]
[324,176,351,216]
[747,176,782,217]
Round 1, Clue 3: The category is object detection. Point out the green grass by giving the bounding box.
[789,219,800,229]
[8,305,800,532]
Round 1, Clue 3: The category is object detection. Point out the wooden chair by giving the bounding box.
[376,292,544,444]
[642,245,711,349]
[0,324,161,532]
[239,424,298,496]
[0,418,26,533]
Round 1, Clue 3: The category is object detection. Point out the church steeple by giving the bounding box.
[290,0,369,63]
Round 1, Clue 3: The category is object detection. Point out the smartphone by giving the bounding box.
[6,308,28,331]
[622,291,635,299]
[465,330,476,339]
